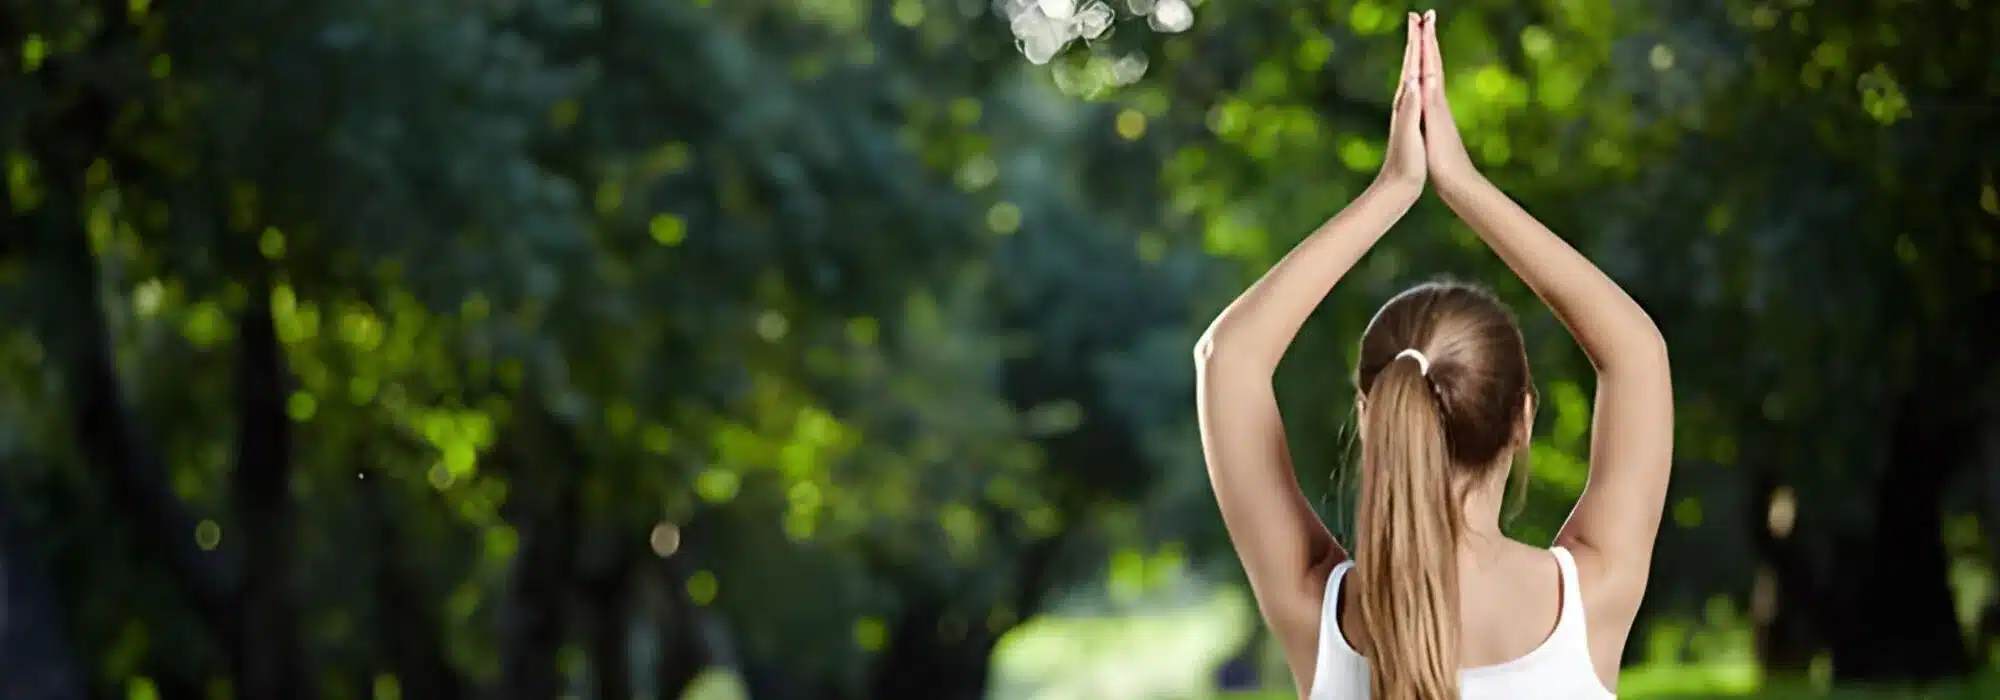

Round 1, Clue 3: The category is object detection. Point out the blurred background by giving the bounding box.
[0,0,1996,699]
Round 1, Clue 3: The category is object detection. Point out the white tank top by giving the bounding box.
[1308,547,1616,699]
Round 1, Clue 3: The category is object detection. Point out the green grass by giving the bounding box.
[679,584,1999,699]
[990,586,2000,700]
[1211,674,2000,700]
[990,590,1258,700]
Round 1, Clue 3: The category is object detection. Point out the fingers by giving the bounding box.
[1421,10,1445,103]
[1395,13,1421,107]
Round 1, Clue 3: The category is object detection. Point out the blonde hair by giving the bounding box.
[1350,281,1534,700]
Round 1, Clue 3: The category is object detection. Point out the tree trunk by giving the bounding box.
[1830,282,2000,681]
[864,535,1063,700]
[1831,388,1974,681]
[13,47,257,676]
[585,556,636,700]
[867,596,998,700]
[494,408,584,700]
[231,273,305,700]
[650,584,708,700]
[495,499,578,700]
[1747,457,1831,673]
[651,533,729,700]
[364,475,466,700]
[0,497,90,700]
[30,215,244,670]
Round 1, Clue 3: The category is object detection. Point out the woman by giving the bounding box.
[1193,11,1673,700]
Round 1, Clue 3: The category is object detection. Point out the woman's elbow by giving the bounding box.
[1192,332,1222,366]
[1637,327,1671,371]
[1193,333,1275,378]
[1192,329,1245,371]
[1600,329,1671,382]
[1628,303,1671,365]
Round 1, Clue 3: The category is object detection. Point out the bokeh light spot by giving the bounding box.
[687,570,719,605]
[194,520,222,551]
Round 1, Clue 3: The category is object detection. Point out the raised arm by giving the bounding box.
[1418,14,1673,614]
[1194,14,1428,691]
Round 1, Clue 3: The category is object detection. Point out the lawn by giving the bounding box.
[675,586,1997,699]
[986,588,2000,700]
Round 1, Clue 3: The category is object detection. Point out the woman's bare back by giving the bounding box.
[1334,540,1573,671]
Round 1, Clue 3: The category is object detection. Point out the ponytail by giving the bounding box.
[1353,353,1461,700]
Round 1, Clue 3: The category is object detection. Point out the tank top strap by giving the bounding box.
[1549,546,1588,634]
[1318,560,1362,655]
[1325,560,1354,601]
[1321,559,1356,639]
[1309,550,1611,699]
[1309,559,1363,698]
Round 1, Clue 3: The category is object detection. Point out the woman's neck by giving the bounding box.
[1457,467,1515,541]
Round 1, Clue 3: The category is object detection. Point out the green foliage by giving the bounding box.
[0,0,1995,697]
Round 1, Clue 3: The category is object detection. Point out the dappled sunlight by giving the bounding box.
[992,589,1255,700]
[681,670,752,700]
[999,0,1192,66]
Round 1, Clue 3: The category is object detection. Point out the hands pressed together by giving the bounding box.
[1381,10,1476,191]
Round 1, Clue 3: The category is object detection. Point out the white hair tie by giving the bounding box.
[1395,348,1431,376]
